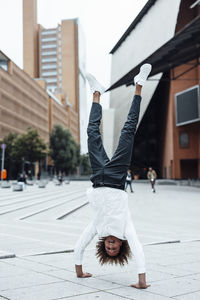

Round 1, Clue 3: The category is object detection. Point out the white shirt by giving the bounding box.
[74,187,146,274]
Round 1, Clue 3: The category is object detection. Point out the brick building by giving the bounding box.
[107,0,200,179]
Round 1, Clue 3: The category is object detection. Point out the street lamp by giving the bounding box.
[1,143,6,185]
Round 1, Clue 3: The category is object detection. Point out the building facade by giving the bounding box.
[108,0,200,179]
[23,0,87,152]
[0,50,82,177]
[0,52,49,142]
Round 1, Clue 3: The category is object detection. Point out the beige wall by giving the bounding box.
[23,0,39,78]
[61,20,79,112]
[0,60,49,142]
[0,53,80,146]
[22,2,81,145]
[49,98,68,132]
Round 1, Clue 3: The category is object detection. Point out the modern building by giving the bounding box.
[23,0,87,152]
[0,50,77,177]
[108,0,200,179]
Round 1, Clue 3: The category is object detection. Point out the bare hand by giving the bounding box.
[131,282,151,289]
[77,272,92,278]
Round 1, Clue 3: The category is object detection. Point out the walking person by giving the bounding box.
[125,169,134,193]
[74,64,152,289]
[147,167,157,193]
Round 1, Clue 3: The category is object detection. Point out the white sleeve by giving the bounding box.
[125,211,146,274]
[74,221,97,265]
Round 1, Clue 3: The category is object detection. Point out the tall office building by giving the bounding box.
[23,0,87,152]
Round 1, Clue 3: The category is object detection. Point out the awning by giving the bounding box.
[107,16,200,92]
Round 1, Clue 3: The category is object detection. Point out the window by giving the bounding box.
[41,51,57,56]
[41,30,57,36]
[41,37,57,42]
[45,78,57,83]
[42,58,57,63]
[0,53,8,72]
[41,44,57,49]
[179,132,189,148]
[42,71,57,76]
[42,64,57,70]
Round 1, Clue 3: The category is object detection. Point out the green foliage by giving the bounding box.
[49,125,80,174]
[11,128,46,163]
[0,133,18,163]
[80,154,91,176]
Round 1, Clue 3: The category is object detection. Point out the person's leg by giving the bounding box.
[87,92,110,172]
[130,182,133,193]
[108,84,142,168]
[152,180,156,192]
[107,64,152,172]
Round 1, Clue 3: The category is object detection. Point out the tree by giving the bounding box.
[49,125,80,174]
[12,128,47,166]
[79,154,91,176]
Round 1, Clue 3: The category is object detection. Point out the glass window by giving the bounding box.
[41,44,57,49]
[41,51,57,56]
[41,30,57,36]
[42,71,57,76]
[42,64,57,70]
[41,37,57,42]
[45,78,57,83]
[42,58,57,63]
[0,53,8,72]
[179,132,189,148]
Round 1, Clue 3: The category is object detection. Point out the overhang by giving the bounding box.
[107,16,200,92]
[110,0,157,54]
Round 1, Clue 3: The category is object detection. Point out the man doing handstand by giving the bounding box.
[74,64,152,289]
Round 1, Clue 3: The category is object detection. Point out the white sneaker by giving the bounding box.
[85,73,105,95]
[134,63,152,86]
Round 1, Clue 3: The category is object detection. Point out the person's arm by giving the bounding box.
[125,212,150,289]
[74,221,97,278]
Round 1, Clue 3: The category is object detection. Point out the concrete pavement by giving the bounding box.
[0,180,199,299]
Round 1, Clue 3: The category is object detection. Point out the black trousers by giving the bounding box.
[125,181,133,192]
[87,95,141,190]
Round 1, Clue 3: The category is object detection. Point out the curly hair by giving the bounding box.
[96,237,132,266]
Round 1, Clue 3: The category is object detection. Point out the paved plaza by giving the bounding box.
[0,180,199,300]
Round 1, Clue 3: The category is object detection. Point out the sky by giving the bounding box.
[0,0,148,109]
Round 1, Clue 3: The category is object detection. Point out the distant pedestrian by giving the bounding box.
[17,173,26,190]
[125,169,133,193]
[147,167,157,193]
[58,175,63,185]
[37,171,41,180]
[28,170,32,180]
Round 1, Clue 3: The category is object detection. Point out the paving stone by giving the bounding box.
[0,272,62,291]
[60,290,133,299]
[147,263,198,277]
[104,287,173,300]
[43,269,122,290]
[0,181,200,299]
[1,257,58,273]
[146,276,200,297]
[174,291,200,300]
[97,269,175,286]
[0,296,10,300]
[0,262,31,278]
[1,281,97,300]
[172,262,200,273]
